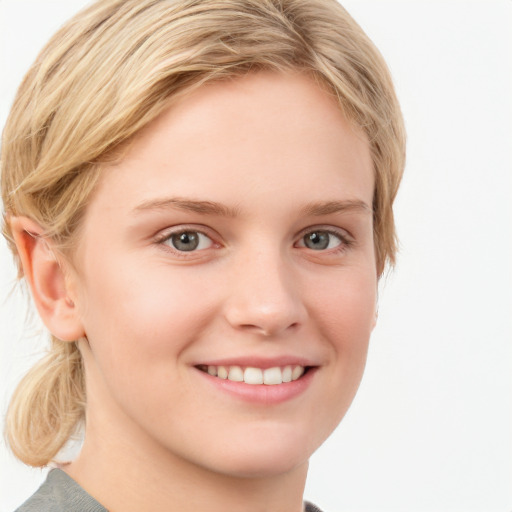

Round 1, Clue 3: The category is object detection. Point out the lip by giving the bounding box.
[193,364,318,405]
[193,356,318,369]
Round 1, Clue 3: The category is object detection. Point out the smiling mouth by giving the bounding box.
[196,364,311,385]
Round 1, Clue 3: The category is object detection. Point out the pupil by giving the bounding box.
[172,232,199,251]
[305,231,329,250]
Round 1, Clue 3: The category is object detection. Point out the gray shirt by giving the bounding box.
[15,469,323,511]
[15,469,106,512]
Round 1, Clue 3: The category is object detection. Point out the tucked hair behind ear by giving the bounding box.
[1,0,405,466]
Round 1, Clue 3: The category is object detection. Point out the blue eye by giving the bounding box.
[165,231,213,252]
[300,230,343,251]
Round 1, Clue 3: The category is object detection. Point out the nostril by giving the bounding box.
[238,321,299,337]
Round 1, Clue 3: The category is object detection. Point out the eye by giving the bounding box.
[298,230,344,251]
[163,230,214,252]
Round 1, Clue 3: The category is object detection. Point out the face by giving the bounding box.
[71,71,376,478]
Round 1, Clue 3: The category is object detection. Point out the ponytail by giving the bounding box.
[5,337,85,467]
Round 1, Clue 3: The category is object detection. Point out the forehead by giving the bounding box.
[88,71,373,218]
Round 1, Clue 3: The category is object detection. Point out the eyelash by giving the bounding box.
[154,226,217,257]
[295,228,353,253]
[154,225,353,256]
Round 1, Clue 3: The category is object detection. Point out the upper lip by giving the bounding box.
[193,356,320,369]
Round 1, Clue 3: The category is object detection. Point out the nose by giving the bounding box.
[223,249,307,337]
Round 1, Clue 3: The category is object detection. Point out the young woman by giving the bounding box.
[1,1,405,511]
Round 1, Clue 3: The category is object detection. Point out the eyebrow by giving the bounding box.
[300,199,373,216]
[132,197,372,217]
[132,197,240,217]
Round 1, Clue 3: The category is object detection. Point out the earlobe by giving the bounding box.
[371,294,379,331]
[10,216,85,342]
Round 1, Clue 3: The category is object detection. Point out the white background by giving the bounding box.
[0,1,511,511]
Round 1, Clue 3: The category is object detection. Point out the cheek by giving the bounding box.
[309,267,376,392]
[308,265,377,345]
[77,260,216,374]
[76,262,220,430]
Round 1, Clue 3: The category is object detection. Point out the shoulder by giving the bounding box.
[14,469,107,512]
[16,470,323,512]
[304,501,325,512]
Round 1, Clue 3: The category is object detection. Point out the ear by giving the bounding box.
[10,216,85,342]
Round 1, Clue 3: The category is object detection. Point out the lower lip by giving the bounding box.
[195,367,317,405]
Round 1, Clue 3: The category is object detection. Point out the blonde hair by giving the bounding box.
[1,0,405,467]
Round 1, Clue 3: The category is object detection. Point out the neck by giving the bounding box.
[65,402,308,512]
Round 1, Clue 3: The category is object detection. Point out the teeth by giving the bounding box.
[263,367,282,385]
[244,367,263,385]
[201,364,306,385]
[228,365,244,382]
[292,365,305,380]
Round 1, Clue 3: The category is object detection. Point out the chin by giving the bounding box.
[212,451,309,479]
[194,426,320,479]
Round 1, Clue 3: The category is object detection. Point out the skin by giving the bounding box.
[13,71,377,512]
